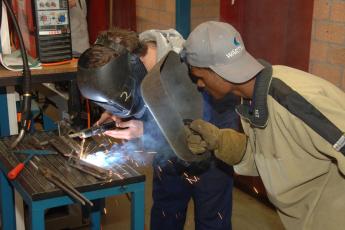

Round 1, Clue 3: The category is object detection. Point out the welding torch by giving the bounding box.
[68,121,117,139]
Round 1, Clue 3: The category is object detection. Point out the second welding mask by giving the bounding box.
[77,41,147,118]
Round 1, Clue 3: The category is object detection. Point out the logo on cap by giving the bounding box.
[233,37,240,46]
[225,36,244,59]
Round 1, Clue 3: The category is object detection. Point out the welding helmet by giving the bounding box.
[77,37,147,118]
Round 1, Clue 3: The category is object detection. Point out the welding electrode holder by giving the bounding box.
[69,121,117,138]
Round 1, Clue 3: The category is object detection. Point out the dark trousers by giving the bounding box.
[150,161,233,230]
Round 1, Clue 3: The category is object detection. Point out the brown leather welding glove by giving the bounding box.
[189,119,247,165]
[184,125,208,154]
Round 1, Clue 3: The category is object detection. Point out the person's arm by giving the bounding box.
[232,124,259,176]
[277,90,345,175]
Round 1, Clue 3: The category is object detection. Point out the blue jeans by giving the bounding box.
[150,160,233,230]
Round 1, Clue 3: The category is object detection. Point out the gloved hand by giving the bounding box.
[184,125,208,154]
[187,119,247,165]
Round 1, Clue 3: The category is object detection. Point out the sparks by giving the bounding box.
[146,151,157,154]
[253,186,259,194]
[103,208,107,215]
[218,212,223,220]
[183,174,200,184]
[80,138,86,159]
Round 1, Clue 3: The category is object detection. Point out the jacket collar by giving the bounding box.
[236,59,272,128]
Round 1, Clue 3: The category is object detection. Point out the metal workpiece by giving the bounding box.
[38,166,93,206]
[68,158,111,180]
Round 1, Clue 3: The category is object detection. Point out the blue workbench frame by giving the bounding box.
[0,170,145,230]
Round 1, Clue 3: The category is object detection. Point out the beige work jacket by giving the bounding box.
[235,65,345,230]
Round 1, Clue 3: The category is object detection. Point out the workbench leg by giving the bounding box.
[30,204,45,230]
[0,171,16,230]
[89,199,101,230]
[131,185,145,230]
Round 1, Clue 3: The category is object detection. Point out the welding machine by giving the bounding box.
[12,0,72,63]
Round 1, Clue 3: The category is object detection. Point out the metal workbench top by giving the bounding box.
[0,132,145,201]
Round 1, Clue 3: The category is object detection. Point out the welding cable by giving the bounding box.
[3,0,32,149]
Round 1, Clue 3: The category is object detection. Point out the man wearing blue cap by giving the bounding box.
[184,21,345,230]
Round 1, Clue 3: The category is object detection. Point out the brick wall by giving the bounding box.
[136,0,176,32]
[136,0,220,32]
[309,0,345,90]
[191,0,220,30]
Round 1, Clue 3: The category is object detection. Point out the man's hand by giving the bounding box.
[104,120,144,140]
[187,119,247,165]
[96,111,120,126]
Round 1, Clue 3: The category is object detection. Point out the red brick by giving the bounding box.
[330,1,345,22]
[152,0,166,10]
[136,7,147,20]
[166,0,175,13]
[140,21,160,31]
[203,0,220,5]
[191,6,204,18]
[342,70,345,91]
[315,21,345,44]
[146,9,160,22]
[309,41,328,62]
[328,46,345,65]
[313,0,331,20]
[159,12,174,27]
[203,5,219,18]
[192,0,205,6]
[136,0,152,8]
[311,62,342,86]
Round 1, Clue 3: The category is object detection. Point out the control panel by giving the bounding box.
[35,0,70,34]
[14,0,72,63]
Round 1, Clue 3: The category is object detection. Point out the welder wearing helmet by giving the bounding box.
[77,28,240,230]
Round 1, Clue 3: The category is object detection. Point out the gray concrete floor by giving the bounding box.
[91,165,285,230]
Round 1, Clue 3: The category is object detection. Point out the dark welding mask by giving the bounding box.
[77,38,147,118]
